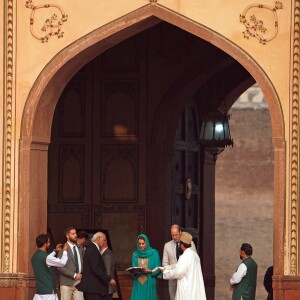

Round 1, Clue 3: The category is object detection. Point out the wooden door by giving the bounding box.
[48,35,147,270]
[171,101,201,249]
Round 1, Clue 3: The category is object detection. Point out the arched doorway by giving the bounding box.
[19,5,285,300]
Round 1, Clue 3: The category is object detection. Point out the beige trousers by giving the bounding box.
[60,283,83,300]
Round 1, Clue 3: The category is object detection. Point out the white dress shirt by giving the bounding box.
[46,250,68,267]
[230,263,247,285]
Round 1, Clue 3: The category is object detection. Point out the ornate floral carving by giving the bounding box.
[0,273,35,288]
[25,0,68,43]
[3,0,14,274]
[290,0,299,275]
[240,2,283,44]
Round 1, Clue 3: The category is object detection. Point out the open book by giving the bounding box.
[125,267,145,273]
[125,266,165,273]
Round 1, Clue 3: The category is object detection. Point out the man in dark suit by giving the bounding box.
[264,265,273,300]
[77,232,116,300]
[99,232,117,300]
[77,230,89,256]
[57,226,84,300]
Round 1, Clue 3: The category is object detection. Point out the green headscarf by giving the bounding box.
[133,234,157,258]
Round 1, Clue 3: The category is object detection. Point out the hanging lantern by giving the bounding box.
[199,112,233,156]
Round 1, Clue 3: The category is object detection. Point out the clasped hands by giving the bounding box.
[109,279,116,286]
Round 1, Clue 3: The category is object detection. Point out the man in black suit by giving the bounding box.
[99,232,117,300]
[77,232,116,300]
[264,265,273,300]
[77,230,89,256]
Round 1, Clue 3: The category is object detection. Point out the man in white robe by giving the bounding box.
[162,224,197,300]
[162,232,207,300]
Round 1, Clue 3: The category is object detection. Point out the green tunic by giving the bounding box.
[130,234,162,300]
[130,250,161,300]
[31,249,56,294]
[232,257,258,300]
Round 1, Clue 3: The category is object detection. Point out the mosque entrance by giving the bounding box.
[42,20,276,300]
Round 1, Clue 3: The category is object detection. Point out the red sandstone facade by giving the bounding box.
[0,1,298,299]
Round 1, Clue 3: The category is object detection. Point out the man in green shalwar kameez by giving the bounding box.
[229,243,258,300]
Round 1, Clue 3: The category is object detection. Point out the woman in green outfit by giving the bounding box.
[130,234,162,300]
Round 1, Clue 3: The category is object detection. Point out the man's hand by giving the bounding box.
[55,243,63,252]
[229,284,234,291]
[75,273,82,280]
[142,268,152,274]
[109,279,116,286]
[62,243,68,251]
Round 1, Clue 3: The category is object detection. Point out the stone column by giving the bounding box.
[202,150,216,300]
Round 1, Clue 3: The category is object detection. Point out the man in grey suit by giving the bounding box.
[99,232,117,300]
[162,224,196,300]
[58,226,84,300]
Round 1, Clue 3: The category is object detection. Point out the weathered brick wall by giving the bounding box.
[215,103,274,300]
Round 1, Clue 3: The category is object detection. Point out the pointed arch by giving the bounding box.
[19,4,285,284]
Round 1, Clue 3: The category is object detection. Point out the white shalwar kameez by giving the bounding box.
[163,248,207,300]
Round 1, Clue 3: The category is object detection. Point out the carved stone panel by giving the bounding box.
[59,80,85,137]
[101,145,138,203]
[101,80,138,137]
[94,204,145,270]
[59,145,84,203]
[48,205,90,243]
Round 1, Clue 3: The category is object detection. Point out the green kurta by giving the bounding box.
[130,235,161,300]
[232,257,258,300]
[31,249,56,294]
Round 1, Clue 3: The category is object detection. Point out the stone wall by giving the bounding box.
[215,88,274,299]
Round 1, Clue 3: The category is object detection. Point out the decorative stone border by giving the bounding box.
[2,0,14,274]
[0,273,35,288]
[290,0,300,275]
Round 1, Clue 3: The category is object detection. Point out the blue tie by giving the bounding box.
[176,242,180,260]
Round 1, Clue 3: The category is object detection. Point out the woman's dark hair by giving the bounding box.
[138,236,145,242]
[36,233,49,248]
[241,243,253,256]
